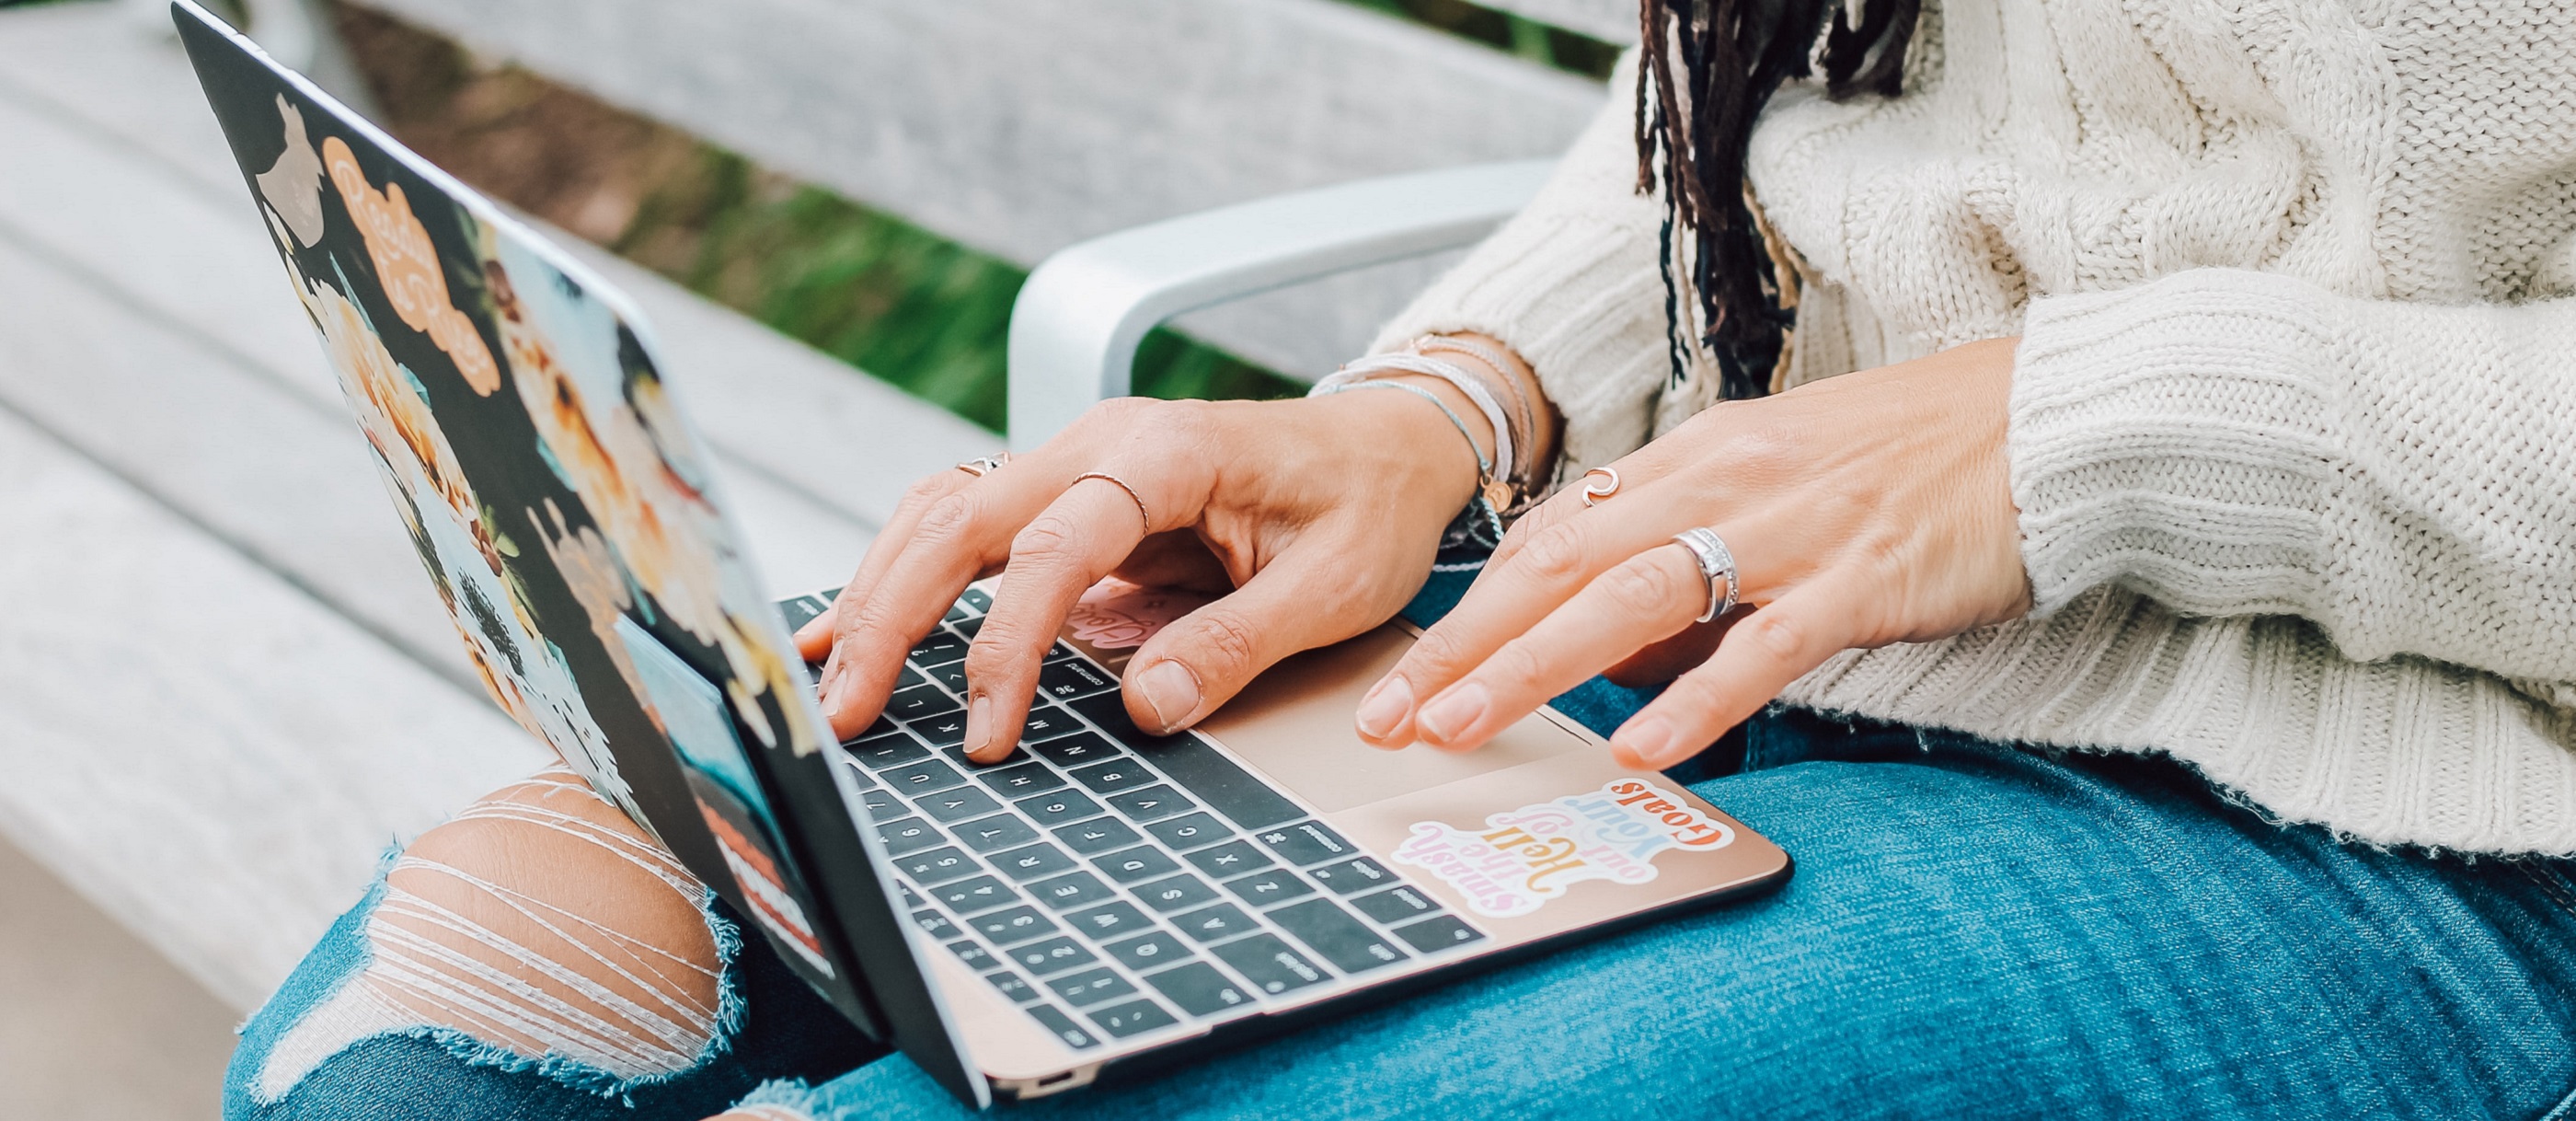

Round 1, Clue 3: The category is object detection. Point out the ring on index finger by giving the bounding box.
[1670,526,1739,623]
[1580,468,1620,508]
[956,453,1012,477]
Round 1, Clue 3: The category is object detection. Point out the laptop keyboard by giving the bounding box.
[777,590,1488,1051]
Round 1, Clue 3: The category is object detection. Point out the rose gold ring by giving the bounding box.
[955,454,1010,477]
[1073,471,1152,530]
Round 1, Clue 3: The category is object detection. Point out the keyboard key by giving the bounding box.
[1143,962,1254,1017]
[1349,885,1440,925]
[1390,915,1487,953]
[1094,846,1180,884]
[951,614,985,641]
[1029,871,1118,911]
[955,814,1041,854]
[923,659,971,693]
[947,940,998,971]
[898,665,925,691]
[1086,999,1179,1038]
[1029,731,1121,769]
[1307,856,1398,896]
[1267,898,1407,974]
[1184,840,1272,880]
[977,762,1066,798]
[910,712,972,748]
[1222,868,1315,908]
[777,595,829,632]
[959,588,994,613]
[1006,936,1097,977]
[1102,930,1190,972]
[1016,790,1104,827]
[1068,758,1161,795]
[945,604,969,624]
[1053,818,1143,856]
[917,785,1004,824]
[859,788,903,822]
[1018,705,1081,743]
[992,841,1080,882]
[1210,934,1330,995]
[1068,698,1304,830]
[837,756,878,788]
[1046,966,1138,1008]
[1063,901,1155,940]
[883,684,961,723]
[1022,1003,1099,1050]
[1254,820,1359,866]
[1133,873,1218,914]
[1171,902,1258,943]
[930,875,1018,915]
[968,905,1060,946]
[942,743,1029,770]
[875,817,943,856]
[894,846,980,886]
[883,758,967,797]
[910,909,959,942]
[911,629,970,666]
[984,969,1041,1004]
[901,884,926,909]
[847,733,930,769]
[846,715,898,745]
[1037,658,1116,702]
[1106,785,1195,823]
[1144,813,1231,851]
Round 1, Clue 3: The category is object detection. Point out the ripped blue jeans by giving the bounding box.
[227,568,2576,1119]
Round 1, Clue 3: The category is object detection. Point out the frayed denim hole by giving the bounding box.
[731,1078,829,1121]
[397,884,751,1106]
[225,843,402,1115]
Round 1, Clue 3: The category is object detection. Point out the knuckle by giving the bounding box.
[1487,641,1548,692]
[1739,609,1809,663]
[1010,515,1085,561]
[1403,625,1467,674]
[901,472,954,506]
[1184,609,1261,677]
[1596,558,1685,618]
[912,491,980,545]
[1726,422,1806,479]
[1517,525,1590,584]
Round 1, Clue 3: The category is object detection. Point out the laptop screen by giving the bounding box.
[165,0,955,1061]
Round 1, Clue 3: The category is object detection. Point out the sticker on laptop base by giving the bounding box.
[1391,780,1735,919]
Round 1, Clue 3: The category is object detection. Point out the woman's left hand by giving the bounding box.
[1355,337,2033,769]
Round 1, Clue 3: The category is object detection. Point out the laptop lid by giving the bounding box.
[169,4,990,1104]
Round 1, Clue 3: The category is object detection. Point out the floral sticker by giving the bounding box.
[1391,780,1736,919]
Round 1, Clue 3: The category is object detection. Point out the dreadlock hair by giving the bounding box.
[1637,0,1920,399]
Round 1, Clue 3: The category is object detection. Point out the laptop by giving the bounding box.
[172,3,1792,1104]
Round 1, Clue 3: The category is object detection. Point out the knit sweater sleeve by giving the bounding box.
[1370,54,1672,474]
[2011,267,2576,684]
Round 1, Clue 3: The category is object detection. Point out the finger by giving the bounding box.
[793,466,979,660]
[1606,578,1858,770]
[1603,605,1750,688]
[957,475,1162,762]
[1409,538,1711,753]
[1364,474,1704,745]
[816,460,1083,740]
[1123,533,1413,736]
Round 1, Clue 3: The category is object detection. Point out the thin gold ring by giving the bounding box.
[1580,467,1621,508]
[1073,471,1152,529]
[955,454,1011,477]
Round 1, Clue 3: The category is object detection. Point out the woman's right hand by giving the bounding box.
[793,383,1493,764]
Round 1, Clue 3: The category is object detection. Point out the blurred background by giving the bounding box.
[0,0,1624,1114]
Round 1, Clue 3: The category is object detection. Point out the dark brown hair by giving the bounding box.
[1637,0,1920,398]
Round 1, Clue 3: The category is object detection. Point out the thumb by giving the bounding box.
[1119,541,1410,734]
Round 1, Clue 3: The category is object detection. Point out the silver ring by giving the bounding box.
[1073,471,1152,529]
[1669,527,1739,624]
[1580,468,1620,508]
[956,454,1010,477]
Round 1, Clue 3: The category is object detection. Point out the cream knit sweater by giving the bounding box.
[1376,2,2576,855]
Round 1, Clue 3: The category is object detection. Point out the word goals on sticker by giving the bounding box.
[1392,780,1734,919]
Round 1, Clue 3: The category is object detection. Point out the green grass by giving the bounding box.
[610,150,1302,433]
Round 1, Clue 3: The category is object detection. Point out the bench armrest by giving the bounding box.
[1004,159,1552,451]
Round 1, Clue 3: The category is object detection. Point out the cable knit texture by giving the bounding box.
[1376,3,2576,853]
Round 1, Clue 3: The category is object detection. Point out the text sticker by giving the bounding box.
[1391,780,1735,919]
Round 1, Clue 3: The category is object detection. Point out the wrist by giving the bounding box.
[1303,376,1489,510]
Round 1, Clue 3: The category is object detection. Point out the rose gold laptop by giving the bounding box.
[177,3,1792,1105]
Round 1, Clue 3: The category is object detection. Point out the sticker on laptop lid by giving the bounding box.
[1391,780,1736,919]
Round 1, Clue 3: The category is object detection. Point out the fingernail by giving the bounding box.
[1134,660,1202,734]
[822,665,854,715]
[963,693,994,755]
[1416,683,1489,746]
[1612,716,1679,769]
[1354,676,1412,741]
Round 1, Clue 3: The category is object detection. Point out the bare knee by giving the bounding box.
[373,767,722,1071]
